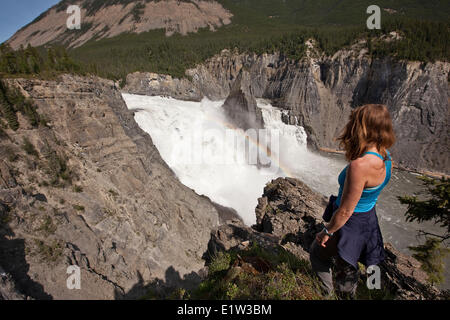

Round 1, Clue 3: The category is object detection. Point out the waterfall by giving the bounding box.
[122,93,346,225]
[123,93,449,289]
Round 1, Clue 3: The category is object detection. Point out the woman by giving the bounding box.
[309,104,395,298]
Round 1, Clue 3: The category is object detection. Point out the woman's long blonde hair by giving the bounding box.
[337,104,395,161]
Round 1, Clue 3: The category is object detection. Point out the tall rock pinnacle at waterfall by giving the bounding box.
[222,70,264,131]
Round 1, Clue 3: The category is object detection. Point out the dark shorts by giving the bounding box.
[326,198,385,268]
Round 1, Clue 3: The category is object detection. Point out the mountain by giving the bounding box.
[7,0,233,49]
[5,1,450,80]
[9,0,450,49]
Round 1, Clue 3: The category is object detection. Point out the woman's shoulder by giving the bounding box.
[350,156,372,167]
[347,158,369,176]
[349,154,382,172]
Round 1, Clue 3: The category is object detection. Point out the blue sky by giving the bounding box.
[0,0,61,44]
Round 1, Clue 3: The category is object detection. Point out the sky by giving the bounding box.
[0,0,61,44]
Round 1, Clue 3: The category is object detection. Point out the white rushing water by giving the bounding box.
[122,93,449,289]
[122,94,346,225]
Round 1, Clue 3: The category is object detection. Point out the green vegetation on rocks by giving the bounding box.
[0,79,45,130]
[399,176,450,285]
[192,243,323,300]
[142,242,397,300]
[22,137,39,157]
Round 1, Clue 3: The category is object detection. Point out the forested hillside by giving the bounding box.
[0,44,80,78]
[71,18,449,81]
[4,0,450,81]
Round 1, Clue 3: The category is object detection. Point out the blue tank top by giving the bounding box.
[335,150,392,212]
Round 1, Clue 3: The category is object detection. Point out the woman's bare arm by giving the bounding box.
[326,160,366,233]
[316,160,366,247]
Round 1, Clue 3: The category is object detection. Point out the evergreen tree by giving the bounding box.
[398,176,450,285]
[0,79,42,130]
[47,48,56,69]
[0,44,81,77]
[0,80,19,131]
[408,238,450,285]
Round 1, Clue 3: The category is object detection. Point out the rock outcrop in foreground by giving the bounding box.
[0,75,219,299]
[208,177,445,300]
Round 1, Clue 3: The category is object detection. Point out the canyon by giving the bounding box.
[0,32,448,300]
[125,45,450,175]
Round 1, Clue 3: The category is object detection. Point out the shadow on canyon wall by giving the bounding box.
[0,202,53,299]
[115,221,255,300]
[114,267,204,300]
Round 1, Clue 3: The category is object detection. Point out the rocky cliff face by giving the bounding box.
[0,75,219,299]
[209,177,445,300]
[221,70,264,131]
[125,47,449,175]
[124,72,203,102]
